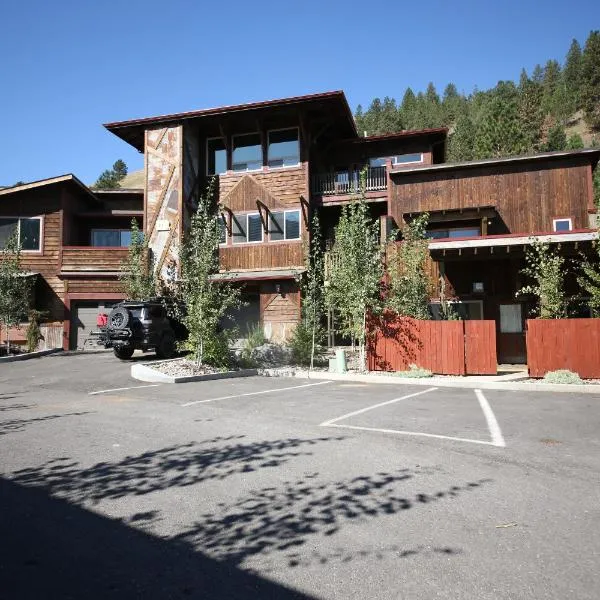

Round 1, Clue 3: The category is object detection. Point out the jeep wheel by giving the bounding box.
[114,346,135,360]
[156,334,176,359]
[108,306,130,330]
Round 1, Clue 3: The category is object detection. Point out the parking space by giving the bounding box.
[1,353,600,599]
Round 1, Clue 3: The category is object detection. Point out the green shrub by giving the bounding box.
[25,310,45,353]
[543,369,583,384]
[289,321,325,366]
[396,364,433,378]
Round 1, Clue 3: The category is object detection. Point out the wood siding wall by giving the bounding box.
[526,318,600,378]
[60,248,129,272]
[220,243,304,271]
[390,159,592,233]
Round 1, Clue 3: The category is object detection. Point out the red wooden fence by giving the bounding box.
[526,318,600,378]
[367,316,497,375]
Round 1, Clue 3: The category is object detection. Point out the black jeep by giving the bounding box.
[99,299,187,360]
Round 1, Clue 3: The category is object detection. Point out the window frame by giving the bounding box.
[0,215,43,253]
[552,217,573,232]
[232,132,263,172]
[246,213,264,243]
[429,299,484,321]
[206,136,228,176]
[391,152,424,166]
[268,209,302,242]
[90,228,133,248]
[218,213,228,246]
[267,127,301,169]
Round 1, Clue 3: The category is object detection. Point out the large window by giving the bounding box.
[0,217,41,251]
[232,133,262,171]
[268,129,300,168]
[392,153,423,165]
[426,226,481,240]
[230,213,263,243]
[91,229,134,247]
[207,138,227,175]
[268,210,301,241]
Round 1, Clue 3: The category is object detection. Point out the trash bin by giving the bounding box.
[335,348,347,373]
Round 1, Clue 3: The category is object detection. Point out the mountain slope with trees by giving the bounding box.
[355,31,600,163]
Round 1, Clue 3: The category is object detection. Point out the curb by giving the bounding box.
[131,362,258,384]
[286,369,600,395]
[0,348,63,363]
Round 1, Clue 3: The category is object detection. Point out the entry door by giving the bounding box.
[497,303,526,364]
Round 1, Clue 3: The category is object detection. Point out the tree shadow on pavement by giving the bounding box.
[0,412,92,436]
[0,476,314,600]
[10,435,346,502]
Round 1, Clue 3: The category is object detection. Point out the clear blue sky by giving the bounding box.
[1,0,597,186]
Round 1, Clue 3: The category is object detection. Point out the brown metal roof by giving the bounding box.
[0,174,99,204]
[104,90,357,151]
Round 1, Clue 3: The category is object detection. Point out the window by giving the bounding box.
[553,218,572,232]
[207,138,227,175]
[430,300,483,320]
[499,304,523,333]
[247,214,263,242]
[0,217,41,251]
[231,215,247,244]
[268,129,300,168]
[218,214,227,244]
[369,157,387,168]
[426,226,481,240]
[232,133,262,171]
[268,210,301,241]
[91,229,134,247]
[392,153,423,165]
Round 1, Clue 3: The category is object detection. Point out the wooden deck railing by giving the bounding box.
[311,166,387,196]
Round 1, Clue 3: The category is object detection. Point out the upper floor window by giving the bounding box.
[268,210,301,241]
[232,133,262,171]
[369,157,387,168]
[268,129,300,168]
[392,153,423,165]
[207,138,227,175]
[426,226,481,240]
[91,229,134,247]
[231,213,263,243]
[553,218,572,232]
[0,217,41,251]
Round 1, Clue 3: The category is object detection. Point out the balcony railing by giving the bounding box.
[312,166,387,196]
[60,246,130,273]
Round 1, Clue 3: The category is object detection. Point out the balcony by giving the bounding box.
[311,166,387,198]
[60,247,130,276]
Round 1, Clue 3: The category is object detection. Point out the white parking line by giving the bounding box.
[320,388,438,426]
[181,380,333,407]
[320,387,506,448]
[89,384,161,396]
[475,388,506,447]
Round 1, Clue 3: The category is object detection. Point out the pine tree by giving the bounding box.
[545,124,567,151]
[563,39,583,111]
[93,160,129,190]
[532,64,544,84]
[581,31,600,129]
[355,104,365,136]
[566,133,584,149]
[442,83,464,124]
[447,114,476,161]
[474,93,526,159]
[400,88,418,129]
[541,59,561,115]
[518,75,544,151]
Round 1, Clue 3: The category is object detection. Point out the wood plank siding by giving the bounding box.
[390,158,593,233]
[219,243,304,271]
[60,247,129,272]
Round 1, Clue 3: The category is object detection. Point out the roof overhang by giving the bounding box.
[390,148,600,177]
[0,174,98,204]
[104,91,357,152]
[429,230,598,251]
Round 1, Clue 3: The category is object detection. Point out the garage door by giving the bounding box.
[70,301,118,350]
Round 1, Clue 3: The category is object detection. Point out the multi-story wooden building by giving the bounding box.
[105,90,600,362]
[0,176,143,350]
[2,91,598,360]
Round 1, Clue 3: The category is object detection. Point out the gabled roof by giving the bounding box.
[104,91,357,151]
[0,174,99,203]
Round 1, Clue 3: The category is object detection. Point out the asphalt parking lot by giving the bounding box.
[1,352,600,599]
